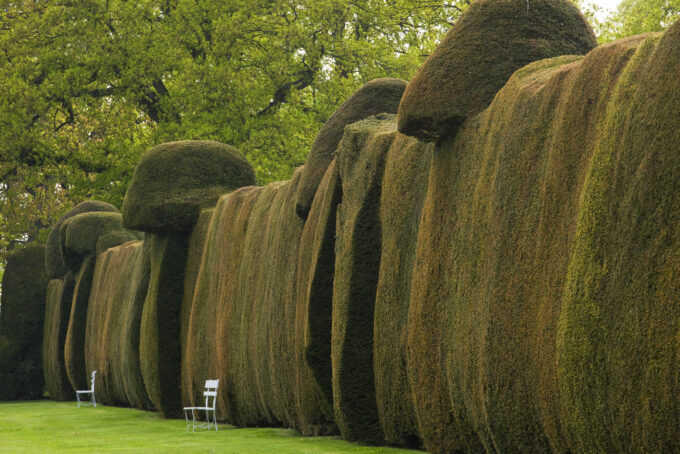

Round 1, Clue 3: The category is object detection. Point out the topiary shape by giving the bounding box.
[122,140,256,233]
[295,78,406,219]
[397,0,597,141]
[45,201,118,279]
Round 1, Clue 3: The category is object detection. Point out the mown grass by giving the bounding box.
[0,401,420,453]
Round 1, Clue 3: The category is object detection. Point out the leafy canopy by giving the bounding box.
[0,0,463,261]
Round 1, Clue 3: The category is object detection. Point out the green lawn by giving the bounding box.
[0,401,421,453]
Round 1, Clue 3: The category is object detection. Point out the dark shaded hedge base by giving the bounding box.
[23,13,680,454]
[43,274,76,401]
[0,245,48,400]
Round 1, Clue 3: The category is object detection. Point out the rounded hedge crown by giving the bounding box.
[397,0,597,141]
[45,201,119,278]
[295,78,407,219]
[122,140,256,232]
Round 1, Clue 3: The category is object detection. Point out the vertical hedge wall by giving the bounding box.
[373,132,432,447]
[85,240,153,408]
[294,160,341,436]
[0,244,49,400]
[64,255,96,391]
[140,232,190,417]
[558,24,680,453]
[43,273,76,401]
[332,115,397,444]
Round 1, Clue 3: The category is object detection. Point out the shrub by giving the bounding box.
[295,79,406,219]
[397,0,597,141]
[45,201,118,279]
[0,244,49,400]
[122,140,255,233]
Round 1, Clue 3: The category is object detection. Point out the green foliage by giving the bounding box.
[45,200,118,279]
[294,78,406,218]
[398,0,597,141]
[64,256,96,391]
[0,0,459,262]
[294,160,341,436]
[122,140,255,233]
[373,127,432,448]
[85,240,153,409]
[558,23,680,452]
[0,244,48,401]
[43,274,76,401]
[140,232,191,418]
[332,116,395,444]
[596,0,680,41]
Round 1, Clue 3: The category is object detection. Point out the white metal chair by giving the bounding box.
[183,379,219,432]
[76,370,97,408]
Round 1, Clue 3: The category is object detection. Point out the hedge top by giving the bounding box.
[397,0,597,141]
[45,201,119,278]
[295,78,407,219]
[122,140,256,233]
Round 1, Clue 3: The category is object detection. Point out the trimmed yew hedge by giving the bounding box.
[293,160,341,436]
[43,274,75,401]
[398,0,596,141]
[332,115,396,444]
[122,140,255,233]
[558,24,680,453]
[373,129,432,448]
[85,240,153,408]
[64,255,96,391]
[139,232,190,417]
[295,78,406,218]
[45,201,118,279]
[0,244,49,400]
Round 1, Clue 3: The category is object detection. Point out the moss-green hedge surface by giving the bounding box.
[122,140,256,233]
[64,255,96,392]
[43,274,76,401]
[85,240,153,409]
[295,78,406,219]
[558,23,680,453]
[397,0,597,141]
[332,115,396,444]
[182,187,263,422]
[45,201,118,279]
[179,208,215,408]
[0,244,49,400]
[406,28,673,454]
[139,232,190,418]
[293,159,341,436]
[373,128,432,448]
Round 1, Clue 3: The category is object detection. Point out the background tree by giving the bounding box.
[0,0,464,266]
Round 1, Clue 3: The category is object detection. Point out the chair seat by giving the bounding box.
[184,379,219,432]
[76,390,93,394]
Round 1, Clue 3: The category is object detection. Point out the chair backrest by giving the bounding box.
[90,370,97,391]
[203,379,219,409]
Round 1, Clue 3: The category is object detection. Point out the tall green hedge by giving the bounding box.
[558,23,680,453]
[373,130,432,447]
[122,140,255,233]
[332,115,397,444]
[398,0,596,141]
[85,240,153,408]
[64,255,96,392]
[179,208,214,408]
[181,187,264,422]
[293,160,341,436]
[139,232,190,417]
[0,244,49,400]
[45,201,118,279]
[295,79,406,219]
[43,274,76,401]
